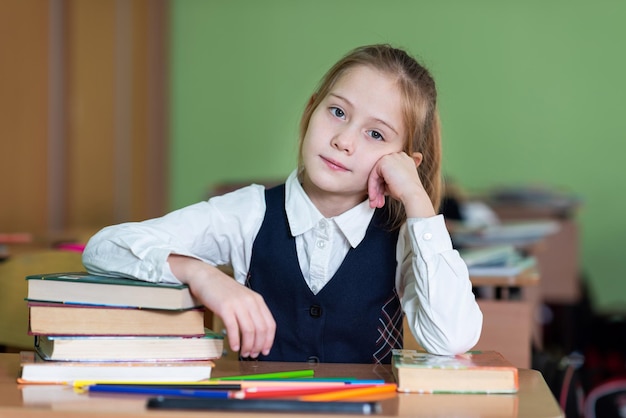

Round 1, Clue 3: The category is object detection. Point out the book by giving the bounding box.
[18,351,215,384]
[460,245,537,277]
[34,329,224,362]
[25,271,201,310]
[28,302,206,336]
[452,220,559,247]
[0,232,32,243]
[467,256,536,277]
[459,245,518,267]
[392,349,519,394]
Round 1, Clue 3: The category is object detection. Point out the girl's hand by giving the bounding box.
[367,152,436,218]
[168,255,276,358]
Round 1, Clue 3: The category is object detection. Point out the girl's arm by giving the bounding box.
[369,152,482,354]
[397,218,482,355]
[82,185,275,357]
[168,255,275,358]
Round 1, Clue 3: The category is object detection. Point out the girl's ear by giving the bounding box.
[411,152,423,167]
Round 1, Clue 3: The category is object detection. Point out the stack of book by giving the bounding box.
[451,220,559,247]
[19,272,223,383]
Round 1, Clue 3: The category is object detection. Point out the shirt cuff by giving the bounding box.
[141,247,182,284]
[407,214,454,259]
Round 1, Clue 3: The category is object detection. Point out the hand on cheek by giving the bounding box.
[367,163,388,209]
[367,152,436,218]
[367,152,414,209]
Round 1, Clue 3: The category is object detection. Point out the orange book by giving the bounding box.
[392,349,519,394]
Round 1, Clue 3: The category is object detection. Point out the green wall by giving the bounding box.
[171,0,626,314]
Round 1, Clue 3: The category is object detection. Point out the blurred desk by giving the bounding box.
[487,200,581,305]
[471,267,540,369]
[0,353,563,417]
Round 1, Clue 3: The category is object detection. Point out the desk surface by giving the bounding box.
[0,353,563,417]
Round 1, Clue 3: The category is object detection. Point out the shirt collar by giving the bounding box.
[285,170,375,248]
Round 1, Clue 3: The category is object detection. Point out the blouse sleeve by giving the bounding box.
[397,214,483,355]
[82,185,266,285]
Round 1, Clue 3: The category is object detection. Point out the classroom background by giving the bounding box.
[2,0,626,383]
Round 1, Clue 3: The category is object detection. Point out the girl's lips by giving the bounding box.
[321,156,349,171]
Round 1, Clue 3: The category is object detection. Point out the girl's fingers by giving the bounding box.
[367,163,386,208]
[224,295,276,358]
[220,312,242,354]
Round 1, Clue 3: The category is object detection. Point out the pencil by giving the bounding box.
[87,385,231,398]
[299,383,398,401]
[210,369,315,381]
[86,383,240,391]
[73,380,238,388]
[234,384,379,399]
[277,377,386,384]
[147,397,382,414]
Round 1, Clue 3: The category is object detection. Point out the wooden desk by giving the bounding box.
[487,204,581,305]
[470,266,541,369]
[0,353,563,417]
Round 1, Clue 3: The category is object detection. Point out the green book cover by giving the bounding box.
[25,271,201,310]
[25,271,188,289]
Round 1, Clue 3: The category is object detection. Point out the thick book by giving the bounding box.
[34,329,224,362]
[392,349,519,394]
[25,271,201,310]
[28,302,206,336]
[18,351,214,384]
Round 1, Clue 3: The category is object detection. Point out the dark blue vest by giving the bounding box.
[246,185,403,364]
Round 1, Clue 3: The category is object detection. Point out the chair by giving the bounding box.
[584,379,626,418]
[0,250,84,350]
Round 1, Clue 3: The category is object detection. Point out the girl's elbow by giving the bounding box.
[422,312,483,356]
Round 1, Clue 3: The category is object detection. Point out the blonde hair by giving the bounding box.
[298,44,442,229]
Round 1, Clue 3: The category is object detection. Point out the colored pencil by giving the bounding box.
[74,379,353,390]
[73,380,231,388]
[234,384,379,399]
[86,383,240,391]
[210,369,314,381]
[300,383,398,401]
[276,377,386,384]
[87,385,231,398]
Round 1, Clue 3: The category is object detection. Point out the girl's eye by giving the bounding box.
[330,107,345,119]
[368,130,384,141]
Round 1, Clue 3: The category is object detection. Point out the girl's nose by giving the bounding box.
[331,128,356,154]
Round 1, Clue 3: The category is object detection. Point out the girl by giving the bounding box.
[83,44,482,364]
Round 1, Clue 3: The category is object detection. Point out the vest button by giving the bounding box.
[309,305,322,318]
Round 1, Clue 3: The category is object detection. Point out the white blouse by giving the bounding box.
[83,170,482,355]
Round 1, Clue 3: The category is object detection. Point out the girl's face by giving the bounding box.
[301,65,406,209]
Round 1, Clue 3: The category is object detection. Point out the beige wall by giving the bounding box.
[0,0,169,239]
